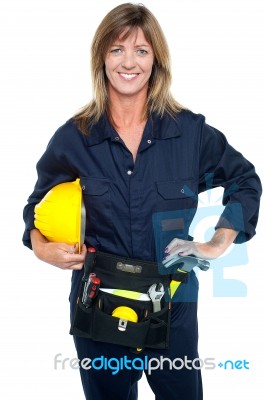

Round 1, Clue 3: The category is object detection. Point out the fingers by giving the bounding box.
[61,244,87,270]
[164,238,216,260]
[165,238,197,259]
[42,242,87,270]
[66,243,79,254]
[165,238,185,253]
[80,243,87,256]
[65,262,84,271]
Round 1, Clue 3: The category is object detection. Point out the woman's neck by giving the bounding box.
[108,91,147,130]
[107,91,148,162]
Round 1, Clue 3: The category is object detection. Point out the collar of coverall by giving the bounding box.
[84,111,182,147]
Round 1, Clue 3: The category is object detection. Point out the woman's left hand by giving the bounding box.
[164,228,239,261]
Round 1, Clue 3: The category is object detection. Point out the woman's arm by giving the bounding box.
[165,227,238,260]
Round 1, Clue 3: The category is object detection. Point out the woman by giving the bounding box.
[23,3,261,399]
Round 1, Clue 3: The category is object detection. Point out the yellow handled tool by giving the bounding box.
[170,268,188,298]
[166,255,210,298]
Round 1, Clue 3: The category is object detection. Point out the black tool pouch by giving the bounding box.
[70,252,181,350]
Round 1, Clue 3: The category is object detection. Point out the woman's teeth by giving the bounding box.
[120,73,138,80]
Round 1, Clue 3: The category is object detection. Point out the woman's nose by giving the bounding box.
[121,51,136,69]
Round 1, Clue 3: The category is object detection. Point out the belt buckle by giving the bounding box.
[116,262,142,274]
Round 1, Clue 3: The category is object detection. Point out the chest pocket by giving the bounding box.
[153,180,198,255]
[80,177,112,237]
[156,180,198,211]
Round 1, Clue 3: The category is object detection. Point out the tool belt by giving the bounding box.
[70,251,188,350]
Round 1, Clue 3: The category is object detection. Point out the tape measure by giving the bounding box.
[112,306,138,323]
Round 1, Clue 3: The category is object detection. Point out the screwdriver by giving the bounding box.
[83,274,101,307]
[82,247,100,307]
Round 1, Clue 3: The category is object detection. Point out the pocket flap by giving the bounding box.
[156,180,196,200]
[80,177,109,195]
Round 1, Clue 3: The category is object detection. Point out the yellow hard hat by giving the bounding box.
[112,306,138,323]
[34,178,85,252]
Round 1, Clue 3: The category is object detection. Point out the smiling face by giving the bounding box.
[105,27,154,101]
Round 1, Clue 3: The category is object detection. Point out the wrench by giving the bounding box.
[148,283,165,313]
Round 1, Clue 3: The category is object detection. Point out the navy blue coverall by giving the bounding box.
[23,110,261,400]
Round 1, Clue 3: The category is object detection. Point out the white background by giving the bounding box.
[0,0,265,398]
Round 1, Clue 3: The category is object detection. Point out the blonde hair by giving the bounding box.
[74,3,184,134]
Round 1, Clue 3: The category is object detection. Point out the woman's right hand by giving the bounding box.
[30,228,87,270]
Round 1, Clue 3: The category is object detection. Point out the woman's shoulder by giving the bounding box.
[175,109,206,124]
[49,118,83,141]
[160,109,206,135]
[54,118,80,136]
[44,118,86,151]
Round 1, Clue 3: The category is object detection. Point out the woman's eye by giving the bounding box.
[110,48,122,55]
[137,49,148,55]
